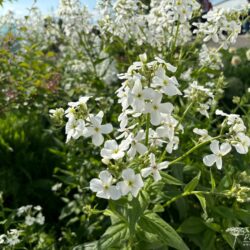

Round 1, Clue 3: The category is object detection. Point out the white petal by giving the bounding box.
[83,127,94,138]
[156,126,167,138]
[128,146,136,158]
[112,151,125,160]
[104,140,118,150]
[135,143,147,155]
[100,124,113,134]
[220,142,231,156]
[216,157,223,170]
[159,102,174,114]
[151,111,161,126]
[109,186,121,200]
[130,186,141,197]
[141,167,152,178]
[153,170,162,182]
[122,168,135,180]
[92,133,104,146]
[158,161,169,170]
[234,143,248,154]
[150,153,156,165]
[143,88,156,99]
[203,154,217,167]
[135,130,145,141]
[166,63,177,73]
[90,179,103,192]
[134,174,144,188]
[96,190,110,199]
[101,149,112,159]
[117,181,130,195]
[132,79,142,95]
[90,116,101,127]
[210,140,220,155]
[162,84,182,96]
[155,66,166,78]
[99,170,112,184]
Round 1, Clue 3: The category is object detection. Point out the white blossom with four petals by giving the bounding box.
[90,170,121,200]
[141,153,169,181]
[117,168,144,197]
[84,112,113,146]
[203,140,232,170]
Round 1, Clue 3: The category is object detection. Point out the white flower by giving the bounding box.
[154,57,177,72]
[17,205,32,217]
[6,229,21,246]
[197,103,210,118]
[141,153,168,181]
[49,108,64,119]
[84,113,113,146]
[68,96,91,108]
[124,130,147,158]
[193,128,211,142]
[129,79,148,112]
[144,91,174,126]
[65,107,76,119]
[90,170,121,200]
[152,66,181,96]
[117,168,144,197]
[65,118,85,143]
[203,140,232,170]
[0,234,6,244]
[233,133,250,154]
[25,215,35,226]
[36,212,45,225]
[101,140,128,160]
[156,114,178,141]
[166,136,180,154]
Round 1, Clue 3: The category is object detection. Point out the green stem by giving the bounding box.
[176,101,194,131]
[145,114,150,146]
[171,22,180,57]
[163,190,228,207]
[168,135,222,167]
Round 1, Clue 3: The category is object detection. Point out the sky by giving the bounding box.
[0,0,97,16]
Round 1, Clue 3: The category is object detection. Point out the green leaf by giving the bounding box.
[210,169,216,192]
[201,230,216,250]
[222,233,235,249]
[161,172,183,186]
[127,197,144,235]
[177,217,206,234]
[204,222,221,233]
[184,172,201,193]
[234,208,250,225]
[138,212,189,250]
[75,221,129,250]
[194,193,207,216]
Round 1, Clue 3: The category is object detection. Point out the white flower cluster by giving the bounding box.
[63,96,113,145]
[184,81,214,118]
[0,229,22,247]
[202,110,250,170]
[89,55,183,199]
[58,0,92,37]
[199,44,223,70]
[99,0,148,45]
[57,54,249,200]
[99,0,200,48]
[194,8,241,49]
[17,205,45,226]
